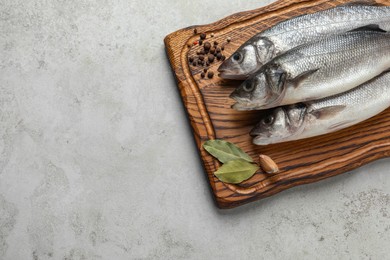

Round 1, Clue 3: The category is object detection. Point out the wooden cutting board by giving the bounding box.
[164,0,390,209]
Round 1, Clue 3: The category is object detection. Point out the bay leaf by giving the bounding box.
[203,139,253,163]
[214,159,259,184]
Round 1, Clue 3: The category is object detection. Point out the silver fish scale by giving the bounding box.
[310,73,390,111]
[251,73,390,145]
[299,72,390,140]
[261,5,390,53]
[277,31,390,104]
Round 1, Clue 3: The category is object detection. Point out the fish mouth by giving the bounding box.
[218,71,249,80]
[218,63,248,80]
[249,128,259,137]
[217,61,230,73]
[230,87,277,111]
[230,92,268,111]
[231,102,261,111]
[229,89,240,100]
[229,90,255,110]
[252,135,272,146]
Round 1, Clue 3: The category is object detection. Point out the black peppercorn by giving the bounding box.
[204,42,211,51]
[208,54,215,63]
[208,71,214,79]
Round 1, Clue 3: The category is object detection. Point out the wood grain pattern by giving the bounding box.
[164,0,390,209]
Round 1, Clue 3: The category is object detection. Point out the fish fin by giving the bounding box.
[348,24,387,33]
[291,69,319,88]
[311,105,346,120]
[328,120,354,130]
[265,65,287,94]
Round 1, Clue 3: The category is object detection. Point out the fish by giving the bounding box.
[218,4,390,80]
[250,72,390,145]
[230,30,390,111]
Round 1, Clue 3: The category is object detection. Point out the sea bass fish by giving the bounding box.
[250,72,390,145]
[230,30,390,111]
[218,5,390,80]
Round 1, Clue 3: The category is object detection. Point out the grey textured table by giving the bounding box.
[1,0,390,259]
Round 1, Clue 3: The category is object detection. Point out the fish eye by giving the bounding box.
[233,53,242,62]
[263,115,274,125]
[243,82,254,92]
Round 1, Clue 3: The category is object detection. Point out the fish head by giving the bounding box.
[218,37,275,80]
[230,74,270,110]
[250,104,307,145]
[218,45,258,80]
[230,65,287,110]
